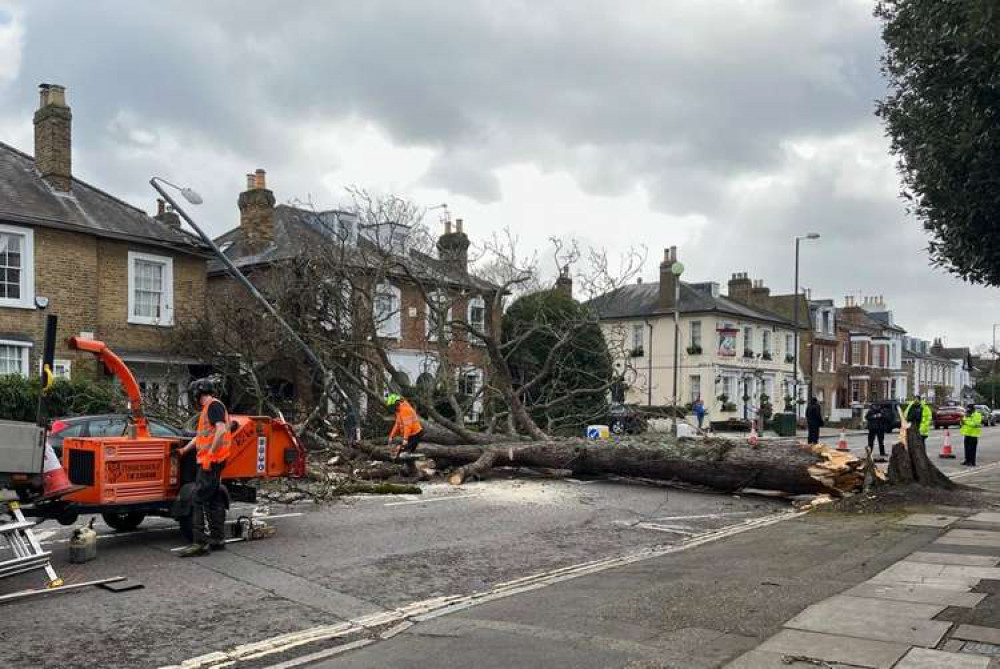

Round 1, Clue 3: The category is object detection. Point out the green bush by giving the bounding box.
[0,376,119,422]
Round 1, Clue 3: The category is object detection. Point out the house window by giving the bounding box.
[426,291,452,341]
[721,376,735,402]
[851,341,862,365]
[822,310,832,334]
[128,252,174,326]
[850,380,863,403]
[458,367,484,420]
[761,330,771,356]
[0,340,31,376]
[0,226,34,309]
[373,283,401,339]
[39,358,71,379]
[743,326,754,354]
[631,323,644,356]
[467,296,486,338]
[689,375,701,403]
[690,321,702,349]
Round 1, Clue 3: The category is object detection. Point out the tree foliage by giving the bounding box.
[503,289,613,433]
[0,376,118,422]
[876,0,1000,284]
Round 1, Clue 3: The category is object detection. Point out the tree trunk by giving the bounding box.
[448,450,498,485]
[360,436,868,496]
[887,426,956,489]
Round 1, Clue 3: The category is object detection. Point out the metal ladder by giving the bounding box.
[0,501,62,588]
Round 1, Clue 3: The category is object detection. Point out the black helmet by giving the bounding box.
[188,377,217,402]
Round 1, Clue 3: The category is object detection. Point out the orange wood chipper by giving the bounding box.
[28,336,306,539]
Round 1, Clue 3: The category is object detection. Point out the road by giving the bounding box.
[1,473,786,669]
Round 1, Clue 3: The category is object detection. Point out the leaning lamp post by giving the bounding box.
[670,259,684,435]
[149,177,359,443]
[792,233,820,419]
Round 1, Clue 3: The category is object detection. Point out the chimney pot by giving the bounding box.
[254,168,266,189]
[636,277,643,285]
[239,170,276,247]
[455,218,463,234]
[445,220,452,235]
[246,173,255,190]
[157,198,166,216]
[663,248,671,263]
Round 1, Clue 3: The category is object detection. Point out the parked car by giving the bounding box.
[871,400,904,432]
[48,414,185,457]
[992,407,1000,425]
[933,405,965,429]
[974,405,994,427]
[606,403,647,435]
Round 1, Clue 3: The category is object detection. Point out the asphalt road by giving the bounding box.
[1,474,786,669]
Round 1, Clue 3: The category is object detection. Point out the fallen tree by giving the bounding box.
[888,425,956,489]
[361,436,871,496]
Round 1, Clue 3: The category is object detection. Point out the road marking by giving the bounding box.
[629,522,697,535]
[383,494,481,507]
[949,461,1000,479]
[164,509,805,669]
[651,511,758,522]
[262,639,373,669]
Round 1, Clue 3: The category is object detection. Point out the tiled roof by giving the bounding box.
[903,348,954,364]
[0,141,208,256]
[587,281,798,327]
[211,205,497,292]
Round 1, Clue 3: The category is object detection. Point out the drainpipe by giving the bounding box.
[645,319,653,407]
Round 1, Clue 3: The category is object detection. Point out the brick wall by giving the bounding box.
[0,226,206,379]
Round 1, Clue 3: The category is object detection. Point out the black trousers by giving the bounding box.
[404,429,425,453]
[867,428,886,455]
[964,436,979,466]
[807,425,820,445]
[193,463,227,546]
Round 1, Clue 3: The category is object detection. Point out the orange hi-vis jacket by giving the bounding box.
[390,400,423,440]
[195,400,232,469]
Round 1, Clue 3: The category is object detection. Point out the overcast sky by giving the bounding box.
[0,0,996,348]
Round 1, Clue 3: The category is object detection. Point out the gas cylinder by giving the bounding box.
[69,518,97,563]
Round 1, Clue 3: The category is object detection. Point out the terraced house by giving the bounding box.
[0,84,208,401]
[590,248,802,423]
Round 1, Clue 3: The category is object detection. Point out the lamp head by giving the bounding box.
[805,233,820,240]
[670,261,685,277]
[181,188,203,205]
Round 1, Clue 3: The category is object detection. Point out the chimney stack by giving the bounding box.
[238,167,276,248]
[33,83,72,192]
[155,200,181,229]
[750,278,770,305]
[437,217,470,273]
[555,264,573,298]
[727,272,752,304]
[658,246,680,310]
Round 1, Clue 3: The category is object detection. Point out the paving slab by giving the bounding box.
[968,512,1000,524]
[938,529,1000,549]
[953,624,1000,645]
[843,582,985,607]
[909,552,1000,567]
[901,513,961,528]
[783,596,951,646]
[756,629,908,668]
[894,647,990,668]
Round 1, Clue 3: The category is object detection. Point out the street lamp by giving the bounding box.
[149,177,359,442]
[792,233,820,418]
[671,260,684,435]
[993,323,999,410]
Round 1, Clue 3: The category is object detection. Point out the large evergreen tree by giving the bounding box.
[876,0,1000,284]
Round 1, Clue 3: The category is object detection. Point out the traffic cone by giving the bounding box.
[748,425,759,446]
[836,429,849,451]
[939,427,956,459]
[40,442,74,499]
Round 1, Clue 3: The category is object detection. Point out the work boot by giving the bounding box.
[178,543,210,558]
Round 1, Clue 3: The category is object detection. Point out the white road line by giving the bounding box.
[949,461,1000,479]
[163,509,805,669]
[383,494,481,507]
[630,522,697,535]
[262,639,373,669]
[651,511,758,522]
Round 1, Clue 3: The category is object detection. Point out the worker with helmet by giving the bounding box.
[386,393,424,459]
[177,377,232,557]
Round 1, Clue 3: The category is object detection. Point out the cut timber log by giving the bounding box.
[448,450,497,486]
[361,436,873,496]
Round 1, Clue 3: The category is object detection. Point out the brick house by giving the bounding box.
[209,171,496,419]
[590,248,802,423]
[0,84,208,403]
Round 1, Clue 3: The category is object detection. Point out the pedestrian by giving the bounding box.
[387,393,425,459]
[693,398,706,430]
[904,395,932,447]
[865,404,887,462]
[806,397,823,445]
[178,378,231,557]
[961,403,983,467]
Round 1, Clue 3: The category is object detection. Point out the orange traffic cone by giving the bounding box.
[939,428,956,459]
[40,442,74,499]
[836,429,849,451]
[748,425,759,446]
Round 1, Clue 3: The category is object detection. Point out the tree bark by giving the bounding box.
[887,426,956,489]
[360,436,866,496]
[448,450,498,485]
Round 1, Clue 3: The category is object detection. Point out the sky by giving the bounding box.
[0,0,996,348]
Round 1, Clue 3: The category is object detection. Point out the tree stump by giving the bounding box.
[887,426,955,489]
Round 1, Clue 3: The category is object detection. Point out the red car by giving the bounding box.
[933,405,965,429]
